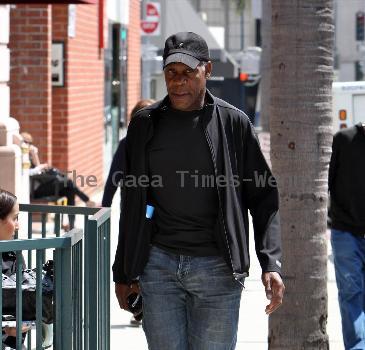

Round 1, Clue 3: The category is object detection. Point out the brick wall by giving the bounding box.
[9,5,52,164]
[127,0,141,121]
[10,4,104,200]
[9,2,139,199]
[52,4,104,197]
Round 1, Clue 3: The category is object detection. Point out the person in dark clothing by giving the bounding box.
[20,132,95,229]
[113,32,284,349]
[102,99,155,208]
[0,189,29,349]
[102,99,154,326]
[102,138,126,208]
[329,122,365,350]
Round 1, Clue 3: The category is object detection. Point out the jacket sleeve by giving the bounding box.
[242,121,282,275]
[112,125,135,284]
[101,138,126,207]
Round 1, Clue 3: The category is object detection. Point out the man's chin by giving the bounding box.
[171,101,191,111]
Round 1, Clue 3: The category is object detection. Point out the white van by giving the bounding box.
[332,81,365,132]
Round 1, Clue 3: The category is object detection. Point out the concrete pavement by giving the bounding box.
[107,193,344,349]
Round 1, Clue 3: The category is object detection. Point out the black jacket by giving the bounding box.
[113,91,282,284]
[329,123,365,235]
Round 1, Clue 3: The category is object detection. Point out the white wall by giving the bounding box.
[339,62,355,81]
[107,0,130,24]
[151,74,166,101]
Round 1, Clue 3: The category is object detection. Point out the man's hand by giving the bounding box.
[115,282,140,310]
[261,272,285,315]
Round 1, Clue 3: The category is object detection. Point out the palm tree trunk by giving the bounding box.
[269,1,334,349]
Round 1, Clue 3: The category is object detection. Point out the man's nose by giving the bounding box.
[172,74,187,85]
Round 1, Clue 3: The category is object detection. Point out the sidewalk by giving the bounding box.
[108,193,343,349]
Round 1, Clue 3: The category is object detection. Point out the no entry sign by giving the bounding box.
[141,2,161,36]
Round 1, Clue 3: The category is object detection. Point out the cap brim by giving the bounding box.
[164,53,200,69]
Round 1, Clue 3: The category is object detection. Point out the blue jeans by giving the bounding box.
[139,246,243,350]
[331,229,365,350]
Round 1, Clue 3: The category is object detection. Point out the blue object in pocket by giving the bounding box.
[146,205,154,219]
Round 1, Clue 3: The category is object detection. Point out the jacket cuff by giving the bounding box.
[262,264,282,277]
[113,271,129,284]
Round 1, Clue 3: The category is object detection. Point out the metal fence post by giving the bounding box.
[84,215,90,350]
[104,219,111,350]
[86,218,98,350]
[54,245,72,349]
[15,251,23,350]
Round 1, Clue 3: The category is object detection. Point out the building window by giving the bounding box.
[355,61,364,81]
[356,11,365,41]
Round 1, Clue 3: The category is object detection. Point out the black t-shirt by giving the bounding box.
[148,105,220,256]
[329,123,365,234]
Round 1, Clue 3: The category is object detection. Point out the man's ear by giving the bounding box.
[205,61,212,78]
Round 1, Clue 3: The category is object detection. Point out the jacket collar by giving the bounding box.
[355,122,365,136]
[145,89,218,139]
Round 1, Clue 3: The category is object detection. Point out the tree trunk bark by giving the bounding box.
[269,1,334,349]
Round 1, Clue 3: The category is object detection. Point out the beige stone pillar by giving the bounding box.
[0,5,29,207]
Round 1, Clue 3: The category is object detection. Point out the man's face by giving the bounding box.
[164,61,212,111]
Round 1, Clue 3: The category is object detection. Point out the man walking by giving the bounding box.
[113,32,285,349]
[329,122,365,350]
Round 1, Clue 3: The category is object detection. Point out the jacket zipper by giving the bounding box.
[203,129,244,286]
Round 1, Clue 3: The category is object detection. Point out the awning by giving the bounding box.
[145,0,238,78]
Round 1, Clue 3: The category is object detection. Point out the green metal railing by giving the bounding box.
[0,204,111,350]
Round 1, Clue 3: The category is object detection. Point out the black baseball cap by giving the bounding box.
[163,32,210,69]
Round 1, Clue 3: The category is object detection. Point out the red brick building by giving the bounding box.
[9,1,141,199]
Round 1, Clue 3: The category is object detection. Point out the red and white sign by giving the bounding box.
[141,21,159,34]
[141,2,161,36]
[146,2,159,17]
